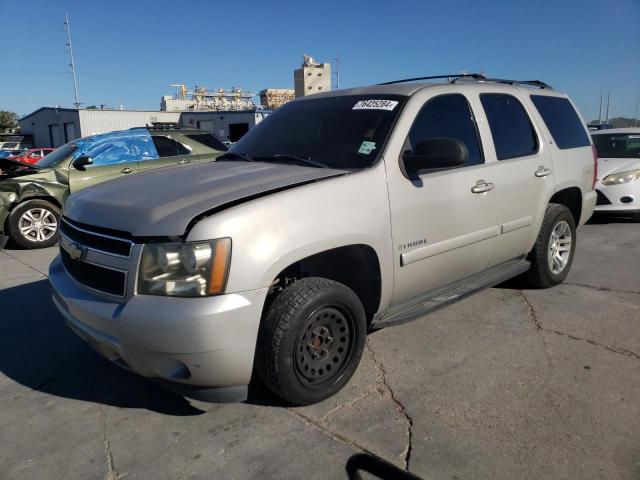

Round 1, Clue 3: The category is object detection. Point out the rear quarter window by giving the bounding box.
[184,133,228,152]
[530,95,590,149]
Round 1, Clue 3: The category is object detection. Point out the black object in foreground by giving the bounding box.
[345,453,423,480]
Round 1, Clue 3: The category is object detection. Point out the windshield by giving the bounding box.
[592,133,640,158]
[35,143,77,168]
[229,94,406,169]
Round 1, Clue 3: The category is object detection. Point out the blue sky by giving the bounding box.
[0,0,638,122]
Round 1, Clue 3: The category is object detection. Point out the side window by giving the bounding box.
[152,135,191,157]
[85,134,157,167]
[184,133,228,152]
[480,94,538,160]
[530,95,590,149]
[90,138,137,166]
[407,94,484,167]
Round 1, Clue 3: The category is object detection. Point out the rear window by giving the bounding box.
[184,133,228,152]
[530,95,590,149]
[480,94,538,160]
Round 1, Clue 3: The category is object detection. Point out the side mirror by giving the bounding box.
[402,137,468,174]
[72,155,93,171]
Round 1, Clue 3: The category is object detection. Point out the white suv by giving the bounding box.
[50,74,597,405]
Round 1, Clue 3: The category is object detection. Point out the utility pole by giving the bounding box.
[332,57,340,90]
[605,91,611,123]
[64,12,81,108]
[598,91,603,124]
[635,97,639,127]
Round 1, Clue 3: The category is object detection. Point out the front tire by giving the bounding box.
[7,200,61,249]
[256,277,367,406]
[525,203,576,288]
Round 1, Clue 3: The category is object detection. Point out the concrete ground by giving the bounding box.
[1,220,639,480]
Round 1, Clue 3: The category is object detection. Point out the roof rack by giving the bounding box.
[378,74,486,85]
[378,74,552,89]
[146,122,181,130]
[481,78,552,89]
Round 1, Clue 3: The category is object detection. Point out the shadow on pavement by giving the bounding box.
[0,279,205,416]
[587,214,638,224]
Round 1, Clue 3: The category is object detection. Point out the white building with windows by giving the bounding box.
[294,55,331,98]
[19,108,181,148]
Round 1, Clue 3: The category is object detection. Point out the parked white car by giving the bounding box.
[592,128,640,220]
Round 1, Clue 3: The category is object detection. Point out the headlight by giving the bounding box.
[602,169,640,186]
[138,238,231,297]
[0,192,17,205]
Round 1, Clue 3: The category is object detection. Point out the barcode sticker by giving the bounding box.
[353,100,399,111]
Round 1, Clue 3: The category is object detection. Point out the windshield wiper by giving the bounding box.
[259,154,330,169]
[216,152,256,162]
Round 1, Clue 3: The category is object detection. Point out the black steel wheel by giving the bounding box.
[256,277,366,405]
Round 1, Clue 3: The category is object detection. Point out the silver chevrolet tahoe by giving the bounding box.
[49,74,597,405]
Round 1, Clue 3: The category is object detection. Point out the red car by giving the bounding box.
[9,148,54,165]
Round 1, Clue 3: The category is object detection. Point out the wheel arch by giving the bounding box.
[265,244,382,324]
[549,187,582,225]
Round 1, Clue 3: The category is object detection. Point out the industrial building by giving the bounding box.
[161,84,256,112]
[19,108,181,148]
[259,88,295,110]
[294,55,331,98]
[179,110,270,143]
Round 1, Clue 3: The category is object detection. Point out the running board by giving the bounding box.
[371,258,530,329]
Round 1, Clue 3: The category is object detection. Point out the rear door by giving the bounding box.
[178,132,227,163]
[477,90,555,265]
[137,134,195,172]
[386,90,501,304]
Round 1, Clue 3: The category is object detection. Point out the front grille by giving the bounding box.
[596,189,611,205]
[60,218,132,257]
[61,249,126,296]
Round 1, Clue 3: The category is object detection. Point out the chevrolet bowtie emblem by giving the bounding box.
[61,236,86,261]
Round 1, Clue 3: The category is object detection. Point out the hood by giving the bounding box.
[64,161,347,237]
[0,158,39,178]
[597,157,640,179]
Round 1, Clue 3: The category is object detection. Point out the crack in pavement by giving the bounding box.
[101,406,126,480]
[365,340,414,471]
[564,282,640,296]
[519,291,640,361]
[318,385,380,423]
[1,250,50,278]
[287,408,377,457]
[93,367,127,480]
[518,291,542,330]
[288,341,414,470]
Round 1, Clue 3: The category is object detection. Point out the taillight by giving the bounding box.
[591,145,598,190]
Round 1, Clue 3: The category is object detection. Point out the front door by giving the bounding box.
[68,136,140,193]
[386,91,501,305]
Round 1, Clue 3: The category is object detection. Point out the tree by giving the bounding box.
[0,111,19,133]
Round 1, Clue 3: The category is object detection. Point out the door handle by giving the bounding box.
[178,159,189,165]
[471,180,495,194]
[121,167,135,174]
[535,166,552,177]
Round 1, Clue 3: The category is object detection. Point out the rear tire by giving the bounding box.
[256,277,366,406]
[525,203,576,288]
[7,200,61,249]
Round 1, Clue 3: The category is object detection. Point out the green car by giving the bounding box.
[0,126,226,249]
